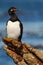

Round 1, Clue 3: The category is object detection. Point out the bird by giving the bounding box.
[6,7,23,42]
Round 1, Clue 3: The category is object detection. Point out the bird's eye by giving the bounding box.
[11,9,13,11]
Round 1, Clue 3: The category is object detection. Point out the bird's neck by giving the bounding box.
[10,13,18,22]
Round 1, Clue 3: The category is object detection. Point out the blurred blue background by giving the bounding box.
[0,0,43,65]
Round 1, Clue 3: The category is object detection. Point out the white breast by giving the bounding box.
[7,20,20,40]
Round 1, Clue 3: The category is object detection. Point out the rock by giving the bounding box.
[2,37,43,65]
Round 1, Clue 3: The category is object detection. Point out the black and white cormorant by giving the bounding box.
[7,7,23,42]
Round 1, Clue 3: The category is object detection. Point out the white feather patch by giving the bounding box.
[7,20,20,40]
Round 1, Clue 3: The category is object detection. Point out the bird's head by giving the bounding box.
[8,7,17,16]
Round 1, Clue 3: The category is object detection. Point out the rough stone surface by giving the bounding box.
[2,37,43,65]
